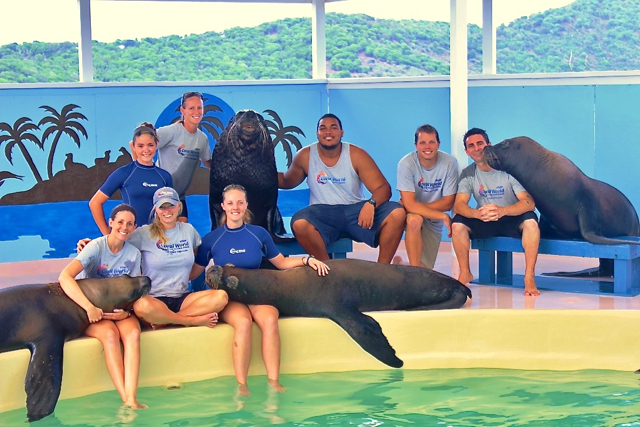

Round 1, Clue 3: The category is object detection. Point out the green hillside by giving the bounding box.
[0,0,637,83]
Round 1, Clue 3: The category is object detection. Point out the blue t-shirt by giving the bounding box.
[100,161,173,225]
[195,224,280,269]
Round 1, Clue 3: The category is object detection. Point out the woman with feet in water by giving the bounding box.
[192,184,330,397]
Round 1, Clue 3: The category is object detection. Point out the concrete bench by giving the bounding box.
[276,236,353,259]
[471,237,640,296]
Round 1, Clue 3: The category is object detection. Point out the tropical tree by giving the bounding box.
[169,97,225,141]
[0,117,44,182]
[263,109,305,167]
[38,104,88,180]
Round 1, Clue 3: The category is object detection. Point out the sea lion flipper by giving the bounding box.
[578,208,640,245]
[267,205,296,243]
[25,336,65,421]
[331,308,403,369]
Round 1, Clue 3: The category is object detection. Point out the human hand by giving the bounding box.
[478,204,500,222]
[77,238,91,253]
[358,203,375,229]
[309,258,330,276]
[86,306,103,323]
[102,308,130,321]
[442,214,453,238]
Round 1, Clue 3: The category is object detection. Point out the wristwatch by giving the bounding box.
[367,198,377,208]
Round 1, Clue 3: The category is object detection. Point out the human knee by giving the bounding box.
[451,222,469,237]
[389,207,407,226]
[405,214,423,233]
[521,219,540,233]
[132,297,154,318]
[213,290,229,308]
[121,326,141,345]
[93,323,120,346]
[291,219,313,237]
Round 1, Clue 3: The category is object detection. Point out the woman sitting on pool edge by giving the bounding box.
[79,187,228,329]
[60,203,147,410]
[192,184,330,397]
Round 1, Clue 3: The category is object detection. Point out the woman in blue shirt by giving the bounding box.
[89,122,173,235]
[193,184,329,397]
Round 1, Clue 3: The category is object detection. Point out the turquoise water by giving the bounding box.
[3,369,640,426]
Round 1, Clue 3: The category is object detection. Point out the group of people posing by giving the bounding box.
[58,91,540,411]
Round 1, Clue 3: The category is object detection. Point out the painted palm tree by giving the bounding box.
[0,117,45,183]
[263,109,305,168]
[170,97,225,141]
[38,104,88,180]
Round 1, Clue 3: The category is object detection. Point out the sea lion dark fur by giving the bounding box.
[484,137,640,276]
[0,275,151,422]
[209,110,291,242]
[205,259,471,368]
[484,136,640,243]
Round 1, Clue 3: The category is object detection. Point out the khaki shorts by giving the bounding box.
[420,223,442,269]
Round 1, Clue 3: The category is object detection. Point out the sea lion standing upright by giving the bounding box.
[209,110,291,241]
[205,259,471,368]
[483,137,640,276]
[0,275,151,422]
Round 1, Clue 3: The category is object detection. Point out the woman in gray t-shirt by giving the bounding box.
[59,204,146,410]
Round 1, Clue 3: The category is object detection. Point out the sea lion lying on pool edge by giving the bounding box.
[0,275,151,422]
[205,259,471,368]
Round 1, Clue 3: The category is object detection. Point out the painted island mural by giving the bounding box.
[0,92,309,262]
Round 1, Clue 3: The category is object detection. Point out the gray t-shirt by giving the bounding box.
[75,235,141,279]
[457,163,525,208]
[396,151,459,234]
[127,222,202,297]
[156,122,211,199]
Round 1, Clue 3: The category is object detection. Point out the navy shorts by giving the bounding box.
[179,198,189,219]
[452,211,538,239]
[155,293,190,313]
[291,200,403,248]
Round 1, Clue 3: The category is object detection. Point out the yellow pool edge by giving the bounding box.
[3,309,640,414]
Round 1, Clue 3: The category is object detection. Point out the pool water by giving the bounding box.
[3,369,640,426]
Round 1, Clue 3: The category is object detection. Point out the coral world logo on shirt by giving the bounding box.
[177,144,187,156]
[478,185,487,197]
[316,171,329,185]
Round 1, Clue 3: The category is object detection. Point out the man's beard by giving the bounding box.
[318,141,341,151]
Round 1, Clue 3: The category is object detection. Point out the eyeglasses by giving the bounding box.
[181,92,203,104]
[223,184,246,193]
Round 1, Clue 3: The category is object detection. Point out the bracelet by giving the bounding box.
[302,256,307,266]
[305,255,315,266]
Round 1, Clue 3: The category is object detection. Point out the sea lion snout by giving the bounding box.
[205,265,224,289]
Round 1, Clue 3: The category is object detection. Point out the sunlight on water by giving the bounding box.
[3,369,640,426]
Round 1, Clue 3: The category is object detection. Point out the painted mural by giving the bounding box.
[0,93,305,262]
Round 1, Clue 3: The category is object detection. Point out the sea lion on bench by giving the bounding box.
[0,275,151,422]
[209,109,293,242]
[205,259,471,368]
[483,136,640,277]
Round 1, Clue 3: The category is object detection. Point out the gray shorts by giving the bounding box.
[291,200,403,248]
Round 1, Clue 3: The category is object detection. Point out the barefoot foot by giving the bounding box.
[458,270,474,285]
[238,383,251,397]
[268,379,287,393]
[189,312,219,328]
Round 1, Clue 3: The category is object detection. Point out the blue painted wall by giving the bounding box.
[1,79,639,262]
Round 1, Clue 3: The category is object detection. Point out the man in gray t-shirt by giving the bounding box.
[451,128,540,297]
[397,124,458,269]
